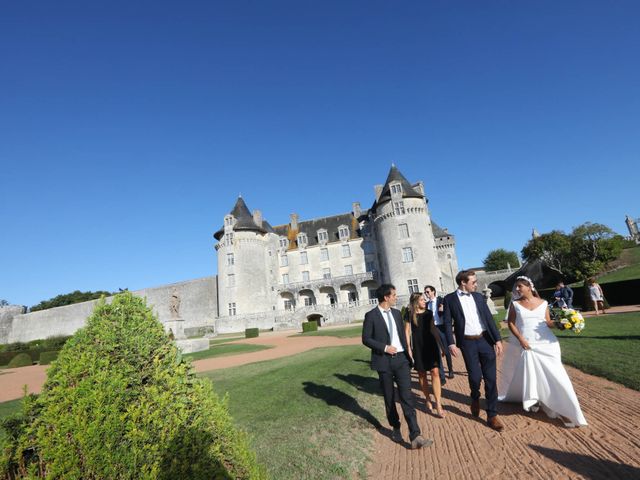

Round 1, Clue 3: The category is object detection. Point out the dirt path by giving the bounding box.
[367,342,640,479]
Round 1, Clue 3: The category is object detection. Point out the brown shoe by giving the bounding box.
[471,399,480,417]
[487,416,504,432]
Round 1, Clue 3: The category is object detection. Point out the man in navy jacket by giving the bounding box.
[443,270,505,431]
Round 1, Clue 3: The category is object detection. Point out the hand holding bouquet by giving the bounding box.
[554,309,585,334]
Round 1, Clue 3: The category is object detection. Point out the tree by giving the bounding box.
[483,249,520,271]
[30,290,113,312]
[521,230,573,275]
[521,223,625,281]
[1,292,265,479]
[570,223,623,279]
[0,299,9,307]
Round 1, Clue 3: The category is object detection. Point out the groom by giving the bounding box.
[362,284,431,449]
[443,270,505,431]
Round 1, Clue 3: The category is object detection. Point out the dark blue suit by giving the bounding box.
[443,291,502,418]
[362,306,421,441]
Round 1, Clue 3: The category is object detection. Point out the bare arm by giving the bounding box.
[544,306,555,328]
[507,304,530,350]
[404,319,414,363]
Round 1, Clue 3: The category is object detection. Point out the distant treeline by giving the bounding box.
[30,290,114,312]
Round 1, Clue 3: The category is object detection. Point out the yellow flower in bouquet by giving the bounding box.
[556,309,585,333]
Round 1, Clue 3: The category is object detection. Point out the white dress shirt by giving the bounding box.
[457,290,486,335]
[429,298,442,326]
[378,306,404,352]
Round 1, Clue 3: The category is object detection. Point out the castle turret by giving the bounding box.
[214,197,273,317]
[369,165,443,296]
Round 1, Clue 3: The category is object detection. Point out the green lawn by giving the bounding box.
[209,336,244,346]
[202,345,382,480]
[598,246,640,283]
[291,325,363,338]
[183,343,272,361]
[555,312,640,391]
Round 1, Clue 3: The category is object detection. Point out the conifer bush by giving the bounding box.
[301,321,318,333]
[6,353,32,368]
[245,328,259,338]
[1,292,265,479]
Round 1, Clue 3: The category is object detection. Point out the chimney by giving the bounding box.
[374,184,383,201]
[253,210,262,227]
[352,202,361,218]
[290,213,299,230]
[413,181,425,195]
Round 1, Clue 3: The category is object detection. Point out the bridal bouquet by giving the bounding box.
[554,309,585,334]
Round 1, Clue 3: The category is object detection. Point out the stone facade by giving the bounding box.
[1,277,217,344]
[213,165,459,332]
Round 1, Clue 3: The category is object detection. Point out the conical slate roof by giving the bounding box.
[370,165,424,212]
[213,196,268,240]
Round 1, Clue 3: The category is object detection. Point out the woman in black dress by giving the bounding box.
[404,292,446,418]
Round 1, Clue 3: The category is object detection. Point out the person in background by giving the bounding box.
[587,277,606,315]
[424,285,454,381]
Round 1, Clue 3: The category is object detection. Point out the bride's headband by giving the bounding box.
[516,275,536,291]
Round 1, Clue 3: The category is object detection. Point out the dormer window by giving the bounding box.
[338,225,350,241]
[390,183,402,196]
[279,237,289,249]
[297,232,308,248]
[224,215,234,227]
[317,229,328,245]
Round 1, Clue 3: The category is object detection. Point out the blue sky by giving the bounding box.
[1,1,638,307]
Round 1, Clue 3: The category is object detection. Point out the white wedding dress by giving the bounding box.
[498,300,587,427]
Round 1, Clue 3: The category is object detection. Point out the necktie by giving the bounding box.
[385,310,394,344]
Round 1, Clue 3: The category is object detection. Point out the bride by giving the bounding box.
[498,276,587,427]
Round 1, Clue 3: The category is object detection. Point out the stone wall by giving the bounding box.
[1,276,218,344]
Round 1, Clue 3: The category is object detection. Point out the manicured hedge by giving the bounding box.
[38,351,60,365]
[0,292,265,479]
[7,352,32,368]
[538,278,639,310]
[302,321,318,333]
[245,328,259,338]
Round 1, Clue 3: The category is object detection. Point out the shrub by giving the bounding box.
[245,328,259,338]
[7,353,32,368]
[1,292,265,479]
[38,351,59,365]
[302,321,318,333]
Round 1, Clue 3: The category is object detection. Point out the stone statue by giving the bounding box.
[482,284,498,315]
[169,289,181,319]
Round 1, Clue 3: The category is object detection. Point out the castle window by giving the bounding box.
[302,270,310,282]
[282,273,290,284]
[228,303,236,316]
[224,215,234,227]
[317,229,328,244]
[408,279,419,294]
[300,251,308,265]
[284,300,293,311]
[342,244,351,258]
[297,232,308,248]
[322,268,331,279]
[402,247,414,263]
[280,254,288,267]
[226,253,235,266]
[224,233,234,246]
[338,225,350,241]
[393,201,405,215]
[304,297,315,306]
[279,237,289,249]
[399,223,410,239]
[390,183,402,195]
[320,248,329,261]
[227,273,235,287]
[344,265,353,276]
